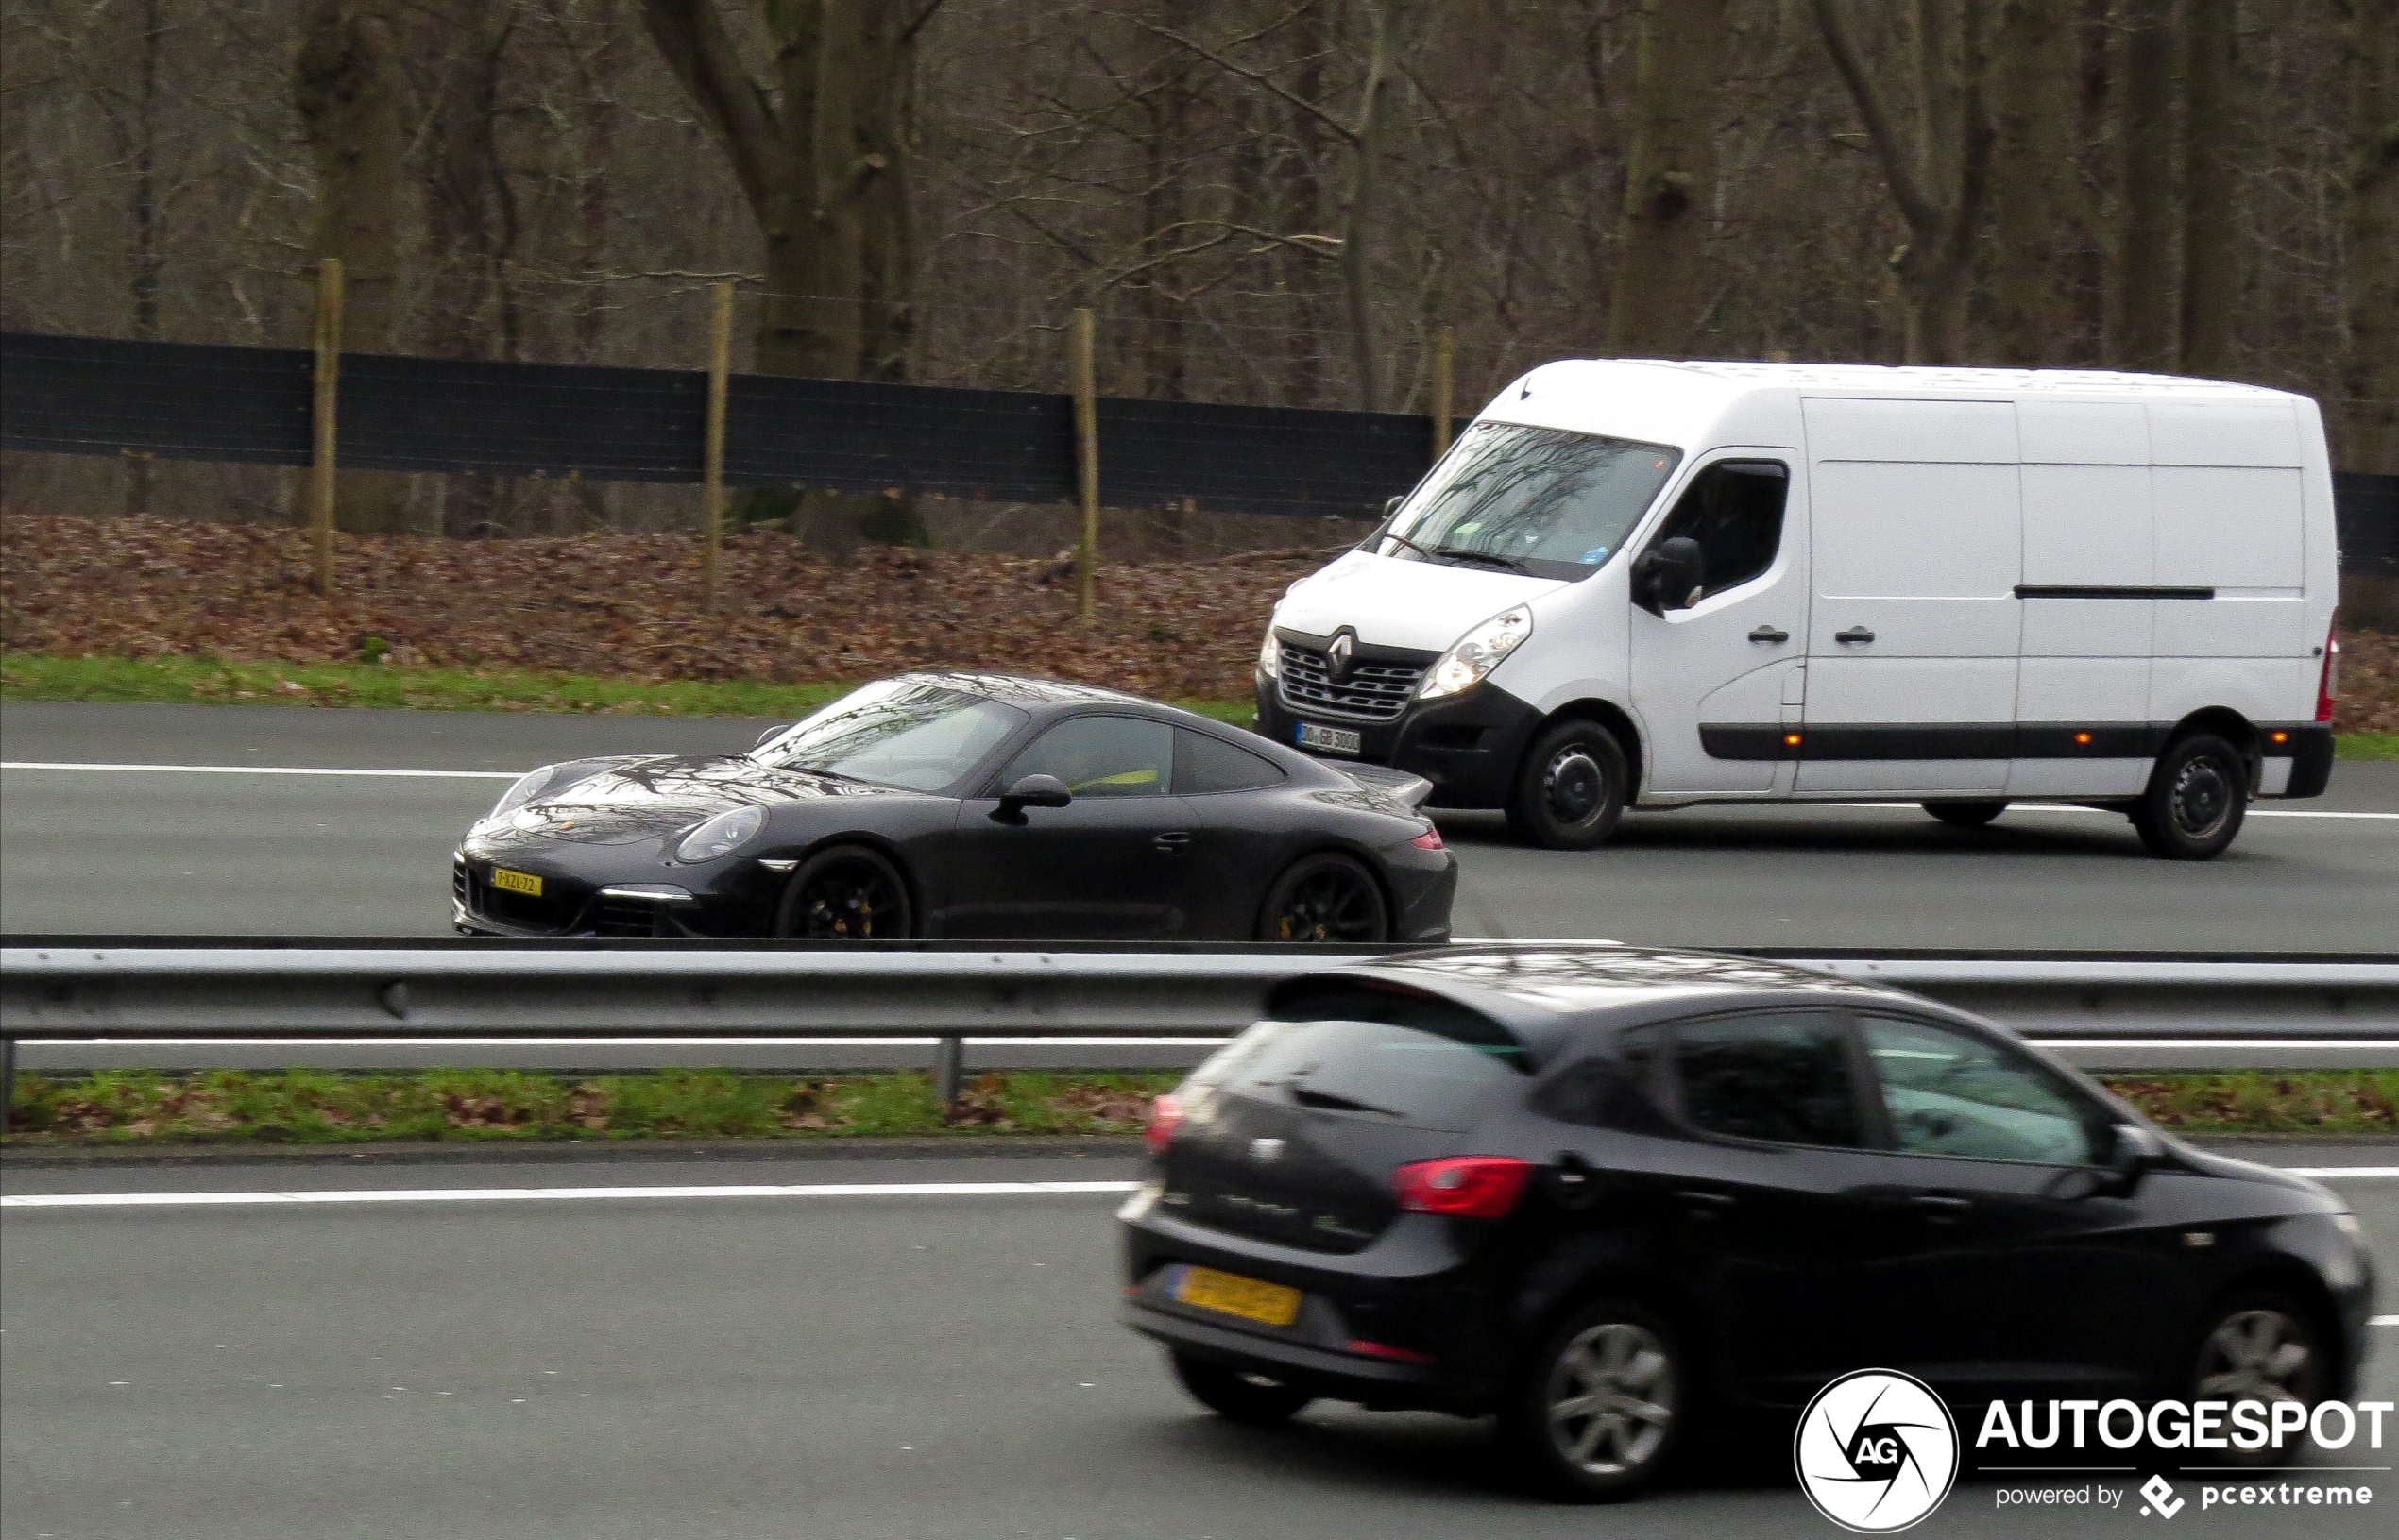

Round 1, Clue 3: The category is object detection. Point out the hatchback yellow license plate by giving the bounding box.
[1174,1266,1302,1328]
[490,867,543,897]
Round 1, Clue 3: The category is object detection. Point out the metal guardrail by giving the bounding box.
[5,940,2397,1129]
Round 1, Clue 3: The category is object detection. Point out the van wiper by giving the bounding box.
[1375,531,1440,561]
[1289,1085,1403,1117]
[1429,546,1536,574]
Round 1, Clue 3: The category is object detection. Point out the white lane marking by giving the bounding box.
[2375,1316,2399,1327]
[1,1180,1145,1210]
[15,1037,1232,1049]
[1,761,519,781]
[1812,802,2399,821]
[2281,1168,2399,1178]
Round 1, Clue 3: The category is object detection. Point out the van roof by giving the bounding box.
[1515,359,2304,402]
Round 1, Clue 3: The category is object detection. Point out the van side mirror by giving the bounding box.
[1635,536,1706,613]
[994,773,1072,821]
[2103,1123,2164,1195]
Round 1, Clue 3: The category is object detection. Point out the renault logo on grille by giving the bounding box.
[1249,1137,1285,1164]
[1326,631,1355,681]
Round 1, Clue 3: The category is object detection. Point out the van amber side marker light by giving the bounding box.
[2075,732,2093,745]
[1784,733,1803,747]
[2271,730,2290,745]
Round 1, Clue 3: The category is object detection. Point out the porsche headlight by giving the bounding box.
[488,765,556,821]
[1418,604,1533,701]
[1257,631,1282,680]
[676,804,765,862]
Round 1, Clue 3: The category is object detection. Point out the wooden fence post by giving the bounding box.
[309,257,344,596]
[702,280,734,615]
[1072,307,1099,621]
[1431,325,1455,462]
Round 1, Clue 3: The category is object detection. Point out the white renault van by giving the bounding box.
[1255,362,2339,858]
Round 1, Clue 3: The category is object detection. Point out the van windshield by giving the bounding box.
[1382,422,1681,580]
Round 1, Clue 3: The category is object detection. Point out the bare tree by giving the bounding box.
[1807,0,1995,364]
[1987,0,2084,366]
[1607,0,1726,358]
[2112,0,2177,371]
[2177,0,2242,377]
[2337,0,2397,472]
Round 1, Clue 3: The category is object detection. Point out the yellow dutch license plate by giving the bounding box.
[1174,1266,1302,1328]
[490,867,543,897]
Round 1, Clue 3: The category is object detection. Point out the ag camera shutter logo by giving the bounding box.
[1795,1369,1959,1532]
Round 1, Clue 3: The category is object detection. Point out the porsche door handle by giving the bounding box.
[1676,1188,1737,1216]
[1152,831,1193,854]
[1908,1193,1974,1223]
[1748,625,1789,644]
[1834,626,1876,645]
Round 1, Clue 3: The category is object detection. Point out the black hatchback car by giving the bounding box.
[1119,947,2375,1499]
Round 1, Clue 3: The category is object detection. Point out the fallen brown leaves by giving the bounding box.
[2337,629,2398,734]
[0,514,1318,701]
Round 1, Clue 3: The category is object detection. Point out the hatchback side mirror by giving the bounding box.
[1634,536,1706,613]
[994,773,1072,821]
[2104,1123,2164,1194]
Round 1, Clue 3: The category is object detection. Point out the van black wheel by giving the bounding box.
[1506,721,1628,851]
[1169,1351,1314,1427]
[773,844,913,939]
[1257,853,1390,942]
[2186,1290,2327,1467]
[1924,800,2006,828]
[1501,1299,1682,1502]
[2132,733,2248,860]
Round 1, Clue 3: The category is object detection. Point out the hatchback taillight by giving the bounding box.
[1392,1156,1534,1218]
[2316,618,2339,725]
[1145,1092,1185,1157]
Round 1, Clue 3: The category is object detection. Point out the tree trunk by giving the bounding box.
[2112,0,2178,372]
[1340,0,1411,411]
[2338,0,2399,472]
[294,0,410,534]
[1988,0,2083,365]
[125,0,162,518]
[2178,0,2242,377]
[1608,0,1727,358]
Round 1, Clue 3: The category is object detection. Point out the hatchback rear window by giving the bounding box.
[1192,982,1527,1129]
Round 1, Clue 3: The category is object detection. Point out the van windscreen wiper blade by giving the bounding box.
[1429,546,1536,574]
[1375,531,1440,561]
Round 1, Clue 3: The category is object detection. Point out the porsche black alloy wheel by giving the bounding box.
[1501,1297,1683,1502]
[1169,1351,1314,1427]
[2186,1290,2327,1467]
[1507,719,1629,850]
[1924,800,2007,828]
[2132,732,2248,860]
[774,844,913,939]
[1257,853,1390,943]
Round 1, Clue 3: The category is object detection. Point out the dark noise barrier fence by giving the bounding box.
[4,330,2396,560]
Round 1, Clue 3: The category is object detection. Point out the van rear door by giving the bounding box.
[1796,398,2022,795]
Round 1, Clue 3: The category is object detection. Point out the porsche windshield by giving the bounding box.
[1381,422,1681,579]
[751,679,1027,791]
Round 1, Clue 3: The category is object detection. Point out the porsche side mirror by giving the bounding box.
[2103,1123,2164,1195]
[995,773,1072,820]
[1634,536,1706,614]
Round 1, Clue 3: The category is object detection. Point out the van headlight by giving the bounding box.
[676,805,766,862]
[487,765,556,821]
[1418,604,1533,701]
[1257,632,1282,680]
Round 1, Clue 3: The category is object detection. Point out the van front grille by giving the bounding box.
[1277,644,1423,723]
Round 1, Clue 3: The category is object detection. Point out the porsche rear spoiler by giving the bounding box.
[1335,762,1437,810]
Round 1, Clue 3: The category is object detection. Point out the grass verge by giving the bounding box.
[0,1068,1180,1145]
[4,1068,2392,1146]
[0,652,1257,729]
[2336,731,2399,760]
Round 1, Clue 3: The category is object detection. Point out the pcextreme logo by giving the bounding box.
[1795,1368,1961,1533]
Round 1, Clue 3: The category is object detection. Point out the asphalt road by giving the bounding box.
[5,701,2395,949]
[3,1142,2394,1540]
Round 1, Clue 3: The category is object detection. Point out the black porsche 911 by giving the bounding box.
[452,672,1458,942]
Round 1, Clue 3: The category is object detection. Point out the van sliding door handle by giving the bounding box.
[1747,626,1789,644]
[1833,626,1876,644]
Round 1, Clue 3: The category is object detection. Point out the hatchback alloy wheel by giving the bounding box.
[1505,1298,1682,1500]
[2187,1292,2327,1467]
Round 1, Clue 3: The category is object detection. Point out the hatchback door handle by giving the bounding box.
[1834,626,1876,644]
[1909,1193,1973,1221]
[1748,625,1789,644]
[1152,831,1193,854]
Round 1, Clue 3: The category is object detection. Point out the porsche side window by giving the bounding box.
[1860,1016,2101,1167]
[1642,460,1788,598]
[1667,1011,1863,1147]
[1174,729,1285,794]
[1006,717,1174,797]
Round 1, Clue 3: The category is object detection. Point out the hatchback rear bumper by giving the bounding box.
[1120,1299,1444,1397]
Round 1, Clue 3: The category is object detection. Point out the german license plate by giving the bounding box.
[1173,1265,1302,1328]
[490,867,543,897]
[1296,722,1362,755]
